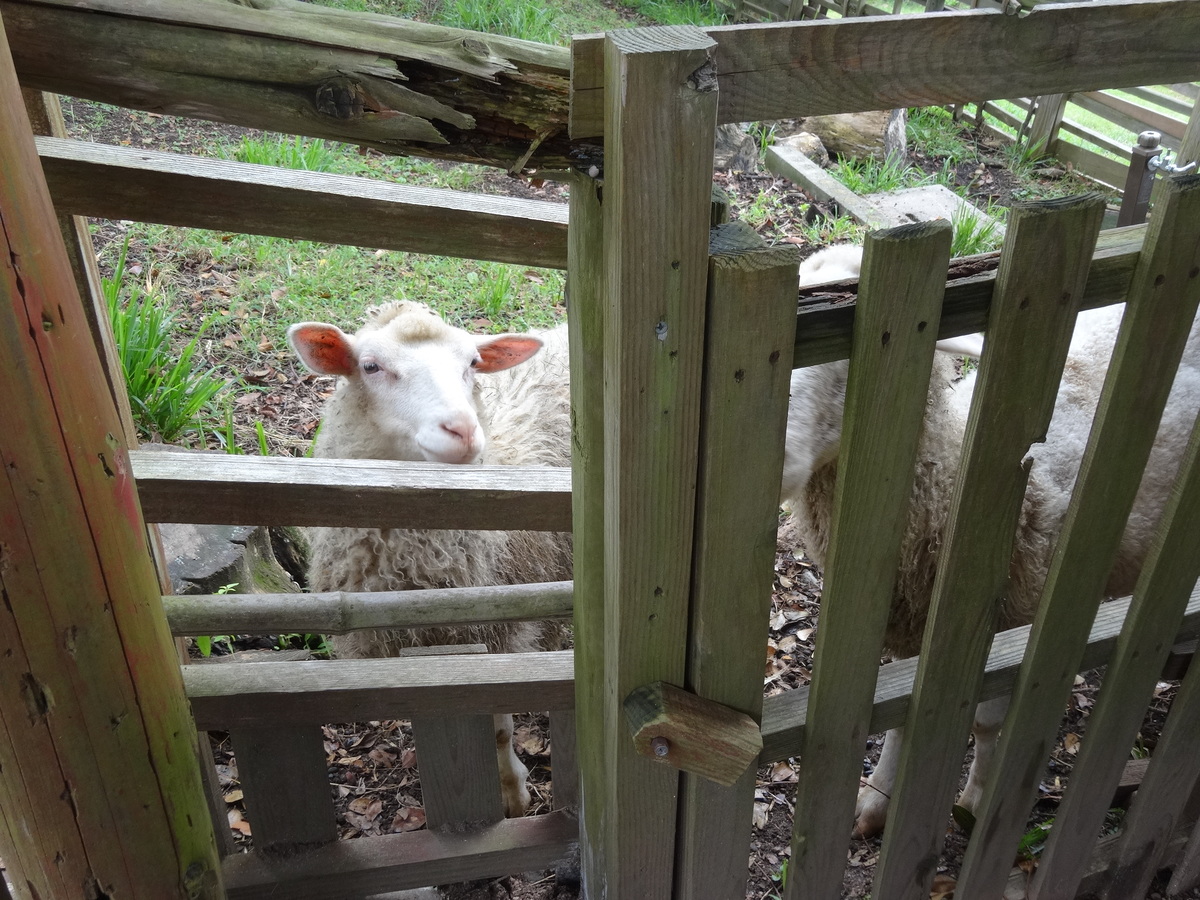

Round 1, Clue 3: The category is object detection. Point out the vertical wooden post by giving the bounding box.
[0,19,223,900]
[955,173,1200,899]
[870,195,1105,900]
[785,222,952,900]
[1026,93,1070,156]
[598,25,718,898]
[675,228,800,897]
[566,167,609,892]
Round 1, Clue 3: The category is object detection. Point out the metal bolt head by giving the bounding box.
[1137,130,1162,149]
[651,736,670,758]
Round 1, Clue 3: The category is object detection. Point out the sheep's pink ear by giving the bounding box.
[288,323,357,376]
[474,334,543,373]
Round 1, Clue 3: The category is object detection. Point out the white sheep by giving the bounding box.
[288,300,572,819]
[783,244,1200,837]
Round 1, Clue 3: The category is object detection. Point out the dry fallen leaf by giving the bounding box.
[227,808,251,836]
[752,800,770,829]
[392,806,427,833]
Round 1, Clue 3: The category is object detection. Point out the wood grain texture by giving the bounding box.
[184,652,574,730]
[760,585,1200,765]
[792,223,1145,368]
[130,451,571,531]
[598,26,718,898]
[624,682,763,787]
[1031,412,1200,899]
[0,25,222,899]
[786,221,952,900]
[955,174,1200,899]
[677,232,799,896]
[565,173,609,887]
[872,195,1105,900]
[230,725,338,849]
[4,0,596,174]
[549,710,580,809]
[221,807,577,899]
[570,2,1200,138]
[1171,800,1200,895]
[38,136,569,269]
[1079,90,1188,141]
[1102,612,1200,897]
[411,713,506,830]
[163,581,573,636]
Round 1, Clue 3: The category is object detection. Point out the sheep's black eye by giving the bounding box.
[362,361,380,374]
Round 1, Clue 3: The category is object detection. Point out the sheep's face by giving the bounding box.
[288,305,543,465]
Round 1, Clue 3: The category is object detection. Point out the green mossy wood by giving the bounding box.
[872,194,1106,900]
[785,220,952,900]
[0,23,222,900]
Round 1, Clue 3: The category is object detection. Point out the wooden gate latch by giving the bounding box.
[623,681,763,786]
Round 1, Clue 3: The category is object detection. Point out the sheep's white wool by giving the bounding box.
[292,303,573,819]
[784,244,1200,835]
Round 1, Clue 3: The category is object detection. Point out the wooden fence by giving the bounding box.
[4,1,1200,899]
[719,0,1200,192]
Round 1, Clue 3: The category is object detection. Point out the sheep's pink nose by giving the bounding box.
[441,419,473,444]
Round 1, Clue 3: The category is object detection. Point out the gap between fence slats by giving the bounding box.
[872,195,1106,900]
[220,808,578,900]
[955,173,1200,898]
[37,137,569,270]
[786,222,952,900]
[676,229,800,896]
[1034,412,1200,897]
[184,651,574,730]
[163,582,573,637]
[569,2,1200,138]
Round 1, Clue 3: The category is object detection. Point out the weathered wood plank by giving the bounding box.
[184,652,575,730]
[163,581,572,636]
[229,725,337,849]
[786,221,952,900]
[677,231,799,896]
[37,137,569,270]
[4,0,596,174]
[549,710,579,810]
[596,25,718,898]
[1056,118,1130,158]
[792,223,1145,368]
[1079,89,1188,141]
[872,195,1106,900]
[760,585,1200,764]
[130,451,571,531]
[1121,85,1197,119]
[1027,93,1069,152]
[1030,407,1200,897]
[411,713,506,830]
[1102,612,1200,897]
[0,25,222,898]
[221,807,578,899]
[1070,93,1183,151]
[570,2,1200,138]
[1171,798,1200,896]
[955,173,1200,898]
[1049,138,1130,191]
[565,170,608,880]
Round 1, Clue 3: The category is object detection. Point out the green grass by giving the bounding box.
[950,203,1004,257]
[103,238,229,443]
[439,0,567,43]
[831,154,929,195]
[229,135,342,172]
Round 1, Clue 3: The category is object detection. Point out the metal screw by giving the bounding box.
[651,736,670,758]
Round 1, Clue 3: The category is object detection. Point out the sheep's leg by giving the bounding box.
[495,713,530,817]
[957,695,1008,813]
[855,727,903,837]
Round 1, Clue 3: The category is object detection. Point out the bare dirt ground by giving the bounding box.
[56,97,1198,899]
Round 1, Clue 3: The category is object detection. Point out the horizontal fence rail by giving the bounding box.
[164,581,573,636]
[37,136,569,269]
[221,809,578,900]
[184,651,575,730]
[130,451,572,531]
[569,1,1200,137]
